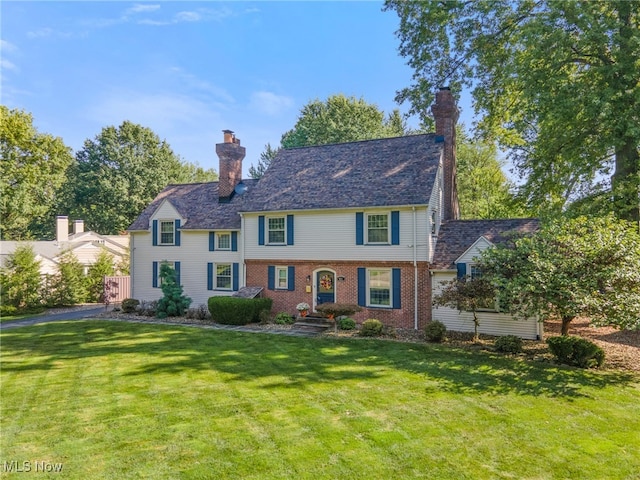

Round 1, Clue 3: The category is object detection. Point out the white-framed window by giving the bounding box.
[470,264,483,280]
[268,216,286,245]
[367,268,392,307]
[431,210,438,235]
[216,232,231,250]
[215,263,232,290]
[275,266,288,290]
[159,220,175,245]
[367,213,389,244]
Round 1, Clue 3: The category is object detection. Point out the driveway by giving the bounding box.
[1,306,108,330]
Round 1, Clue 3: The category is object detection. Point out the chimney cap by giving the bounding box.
[439,86,451,91]
[222,129,234,134]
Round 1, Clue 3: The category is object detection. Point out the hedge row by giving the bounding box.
[208,297,273,325]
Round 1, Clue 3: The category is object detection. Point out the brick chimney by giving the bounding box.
[56,216,69,243]
[216,130,246,201]
[431,87,460,220]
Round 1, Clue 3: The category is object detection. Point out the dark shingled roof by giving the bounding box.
[128,179,259,231]
[431,218,540,269]
[240,134,443,212]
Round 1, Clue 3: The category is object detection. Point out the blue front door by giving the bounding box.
[316,271,335,305]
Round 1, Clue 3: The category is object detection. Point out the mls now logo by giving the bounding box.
[2,460,63,473]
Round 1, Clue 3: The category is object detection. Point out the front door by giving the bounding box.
[316,270,335,306]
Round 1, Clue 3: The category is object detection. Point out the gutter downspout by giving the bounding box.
[413,207,418,330]
[240,213,246,288]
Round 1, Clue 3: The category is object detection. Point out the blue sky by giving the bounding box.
[2,1,474,176]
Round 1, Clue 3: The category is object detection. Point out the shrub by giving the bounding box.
[274,312,295,325]
[137,300,157,317]
[360,319,383,337]
[208,297,272,325]
[259,310,272,324]
[185,304,210,320]
[338,317,356,330]
[424,320,447,342]
[494,335,523,354]
[122,298,140,313]
[547,336,605,368]
[316,303,362,319]
[156,263,191,318]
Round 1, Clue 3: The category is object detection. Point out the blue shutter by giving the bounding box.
[267,265,275,290]
[152,261,158,288]
[258,216,265,245]
[231,231,238,252]
[392,268,401,309]
[357,268,366,306]
[152,220,158,246]
[391,211,400,245]
[288,266,295,291]
[232,263,239,291]
[175,219,181,246]
[356,213,364,245]
[209,232,215,251]
[287,215,294,245]
[175,261,181,285]
[457,263,467,279]
[207,263,213,290]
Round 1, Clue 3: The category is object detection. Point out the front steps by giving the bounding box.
[292,316,333,334]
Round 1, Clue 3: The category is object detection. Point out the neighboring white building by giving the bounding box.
[0,217,129,276]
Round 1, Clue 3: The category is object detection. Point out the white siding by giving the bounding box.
[152,200,181,223]
[243,208,432,262]
[131,230,243,306]
[431,272,542,340]
[427,163,443,262]
[457,236,492,264]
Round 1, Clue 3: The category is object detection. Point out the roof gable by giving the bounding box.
[431,218,539,270]
[240,134,443,212]
[455,235,494,264]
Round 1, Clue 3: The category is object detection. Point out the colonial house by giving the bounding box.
[0,216,129,276]
[128,88,541,338]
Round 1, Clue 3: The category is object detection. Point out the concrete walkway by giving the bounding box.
[0,306,322,337]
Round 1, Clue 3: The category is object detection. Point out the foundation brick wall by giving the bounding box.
[246,259,432,330]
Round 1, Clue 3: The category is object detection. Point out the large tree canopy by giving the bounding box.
[0,106,74,240]
[385,0,640,221]
[66,121,216,235]
[280,94,412,149]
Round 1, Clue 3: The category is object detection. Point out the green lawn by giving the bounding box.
[1,321,638,479]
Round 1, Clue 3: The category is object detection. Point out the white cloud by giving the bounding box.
[1,40,18,53]
[125,4,161,15]
[27,27,54,38]
[168,67,235,104]
[175,11,201,23]
[1,59,18,72]
[249,91,294,116]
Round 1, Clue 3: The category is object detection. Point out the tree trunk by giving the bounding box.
[473,311,480,341]
[613,138,640,223]
[560,315,574,336]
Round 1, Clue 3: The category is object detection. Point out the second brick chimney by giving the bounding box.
[216,130,246,201]
[431,87,460,221]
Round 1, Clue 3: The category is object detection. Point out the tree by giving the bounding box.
[0,244,43,314]
[48,251,87,306]
[249,143,280,179]
[86,248,116,303]
[384,1,640,221]
[66,121,214,235]
[432,276,496,341]
[456,127,528,219]
[479,215,640,335]
[156,263,191,318]
[0,106,74,240]
[280,94,412,149]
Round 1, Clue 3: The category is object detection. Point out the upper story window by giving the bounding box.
[160,220,175,245]
[268,217,286,244]
[367,213,389,244]
[216,232,231,250]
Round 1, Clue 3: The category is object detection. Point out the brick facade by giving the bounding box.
[246,259,432,330]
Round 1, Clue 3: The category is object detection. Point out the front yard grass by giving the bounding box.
[1,320,638,479]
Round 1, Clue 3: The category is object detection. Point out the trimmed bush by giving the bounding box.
[494,335,523,354]
[360,319,383,337]
[424,320,447,342]
[208,297,273,325]
[122,298,140,313]
[338,317,356,330]
[274,312,295,325]
[547,336,605,369]
[315,303,362,319]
